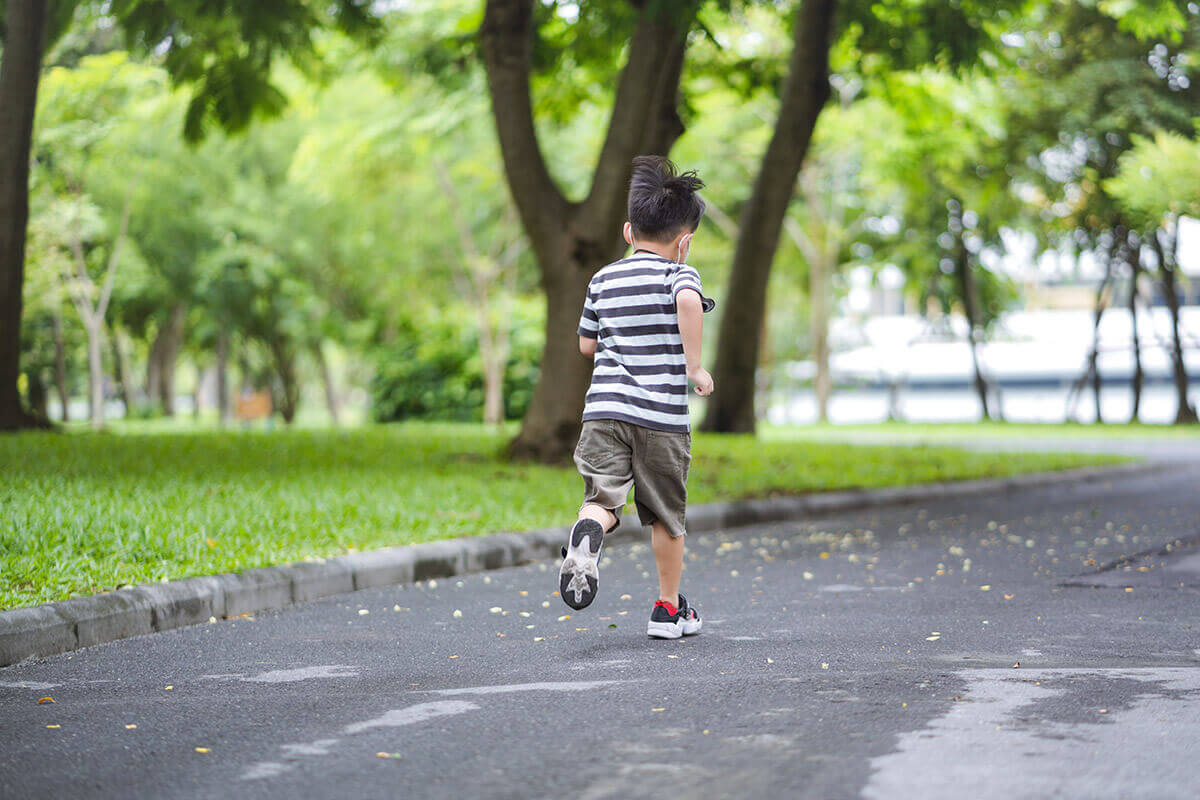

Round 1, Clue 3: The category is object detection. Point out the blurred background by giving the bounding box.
[5,0,1200,439]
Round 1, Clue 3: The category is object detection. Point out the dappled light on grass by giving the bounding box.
[0,423,1119,610]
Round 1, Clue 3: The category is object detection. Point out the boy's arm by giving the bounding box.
[677,289,714,396]
[579,336,597,358]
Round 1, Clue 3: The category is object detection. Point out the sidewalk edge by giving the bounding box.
[0,461,1163,667]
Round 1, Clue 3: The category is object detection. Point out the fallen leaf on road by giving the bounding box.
[821,663,829,670]
[449,655,459,659]
[358,609,369,616]
[453,610,463,618]
[164,686,173,691]
[803,572,814,580]
[620,594,632,600]
[980,585,992,591]
[651,708,666,712]
[519,591,528,596]
[925,636,940,641]
[489,607,503,614]
[1003,594,1014,600]
[819,552,830,559]
[195,747,210,754]
[575,628,588,631]
[45,724,60,729]
[766,658,774,664]
[541,601,551,608]
[519,612,531,617]
[1125,588,1134,593]
[1099,709,1108,714]
[534,637,545,642]
[557,615,570,622]
[37,697,54,705]
[125,724,137,730]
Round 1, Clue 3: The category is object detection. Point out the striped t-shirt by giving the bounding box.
[577,252,715,433]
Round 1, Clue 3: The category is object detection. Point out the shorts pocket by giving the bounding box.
[575,421,614,466]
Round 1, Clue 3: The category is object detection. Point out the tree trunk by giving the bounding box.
[85,320,104,429]
[0,0,50,431]
[158,303,185,416]
[811,250,831,423]
[477,304,505,427]
[111,325,137,417]
[1126,237,1143,422]
[53,310,69,422]
[1152,229,1197,424]
[703,0,837,433]
[314,342,340,426]
[480,0,694,461]
[270,338,298,424]
[953,239,991,420]
[215,329,230,426]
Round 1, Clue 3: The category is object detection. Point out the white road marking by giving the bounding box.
[241,762,290,781]
[243,665,359,683]
[0,680,60,690]
[424,680,628,696]
[280,739,340,757]
[344,701,479,734]
[862,667,1200,800]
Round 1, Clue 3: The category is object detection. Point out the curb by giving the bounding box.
[0,461,1161,668]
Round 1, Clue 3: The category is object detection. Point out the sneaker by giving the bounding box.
[559,518,604,610]
[646,594,702,639]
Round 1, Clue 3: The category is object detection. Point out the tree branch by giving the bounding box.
[479,0,569,252]
[579,2,697,238]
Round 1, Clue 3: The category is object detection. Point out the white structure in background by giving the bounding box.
[772,217,1200,424]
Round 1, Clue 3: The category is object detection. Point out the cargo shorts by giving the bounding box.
[573,418,692,538]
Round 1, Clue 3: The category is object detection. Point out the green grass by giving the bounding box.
[0,423,1123,610]
[764,421,1200,442]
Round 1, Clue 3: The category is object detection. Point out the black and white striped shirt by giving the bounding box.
[577,252,714,433]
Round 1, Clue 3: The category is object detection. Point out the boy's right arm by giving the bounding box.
[677,289,713,397]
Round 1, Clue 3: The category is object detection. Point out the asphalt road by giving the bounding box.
[2,466,1199,800]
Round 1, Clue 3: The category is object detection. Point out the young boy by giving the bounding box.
[559,155,715,640]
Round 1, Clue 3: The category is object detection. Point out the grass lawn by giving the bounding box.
[0,423,1124,610]
[764,421,1200,442]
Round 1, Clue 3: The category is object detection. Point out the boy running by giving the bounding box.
[558,155,715,640]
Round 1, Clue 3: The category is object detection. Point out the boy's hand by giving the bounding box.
[690,367,714,397]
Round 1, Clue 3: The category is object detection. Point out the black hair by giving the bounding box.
[627,155,706,242]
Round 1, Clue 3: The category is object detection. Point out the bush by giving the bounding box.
[370,300,543,422]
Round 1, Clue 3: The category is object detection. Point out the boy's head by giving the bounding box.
[626,156,705,246]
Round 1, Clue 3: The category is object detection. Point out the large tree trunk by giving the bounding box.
[481,0,694,461]
[703,0,837,433]
[157,303,185,415]
[1152,229,1197,425]
[1126,237,1143,422]
[53,310,69,422]
[0,0,50,431]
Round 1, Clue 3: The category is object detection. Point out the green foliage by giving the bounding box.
[1106,128,1200,227]
[371,302,543,423]
[0,423,1118,609]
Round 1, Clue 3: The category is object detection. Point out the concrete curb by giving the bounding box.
[0,461,1161,668]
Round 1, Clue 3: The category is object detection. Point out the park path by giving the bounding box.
[1,464,1198,799]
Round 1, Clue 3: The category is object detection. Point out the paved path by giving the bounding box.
[2,467,1199,799]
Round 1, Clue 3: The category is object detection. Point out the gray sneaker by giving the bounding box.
[559,518,604,610]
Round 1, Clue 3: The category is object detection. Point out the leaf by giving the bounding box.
[46,724,61,729]
[195,747,210,754]
[38,696,54,704]
[125,724,137,729]
[651,708,666,712]
[489,607,502,614]
[557,615,570,621]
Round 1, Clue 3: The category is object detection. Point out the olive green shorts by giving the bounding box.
[573,419,692,538]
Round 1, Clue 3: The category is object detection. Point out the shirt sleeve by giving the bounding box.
[577,285,599,339]
[670,266,703,302]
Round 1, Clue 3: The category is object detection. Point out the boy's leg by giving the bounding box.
[651,520,683,607]
[578,503,617,532]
